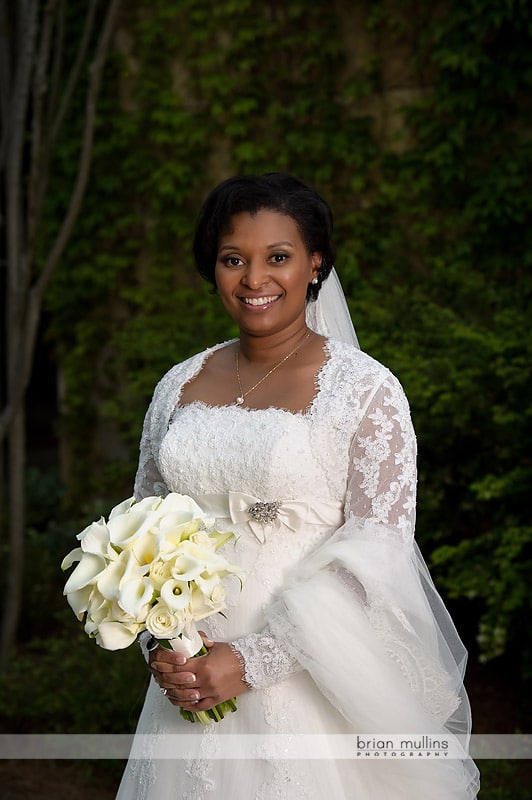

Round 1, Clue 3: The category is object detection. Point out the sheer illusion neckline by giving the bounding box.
[173,338,333,420]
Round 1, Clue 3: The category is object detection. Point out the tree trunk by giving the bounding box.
[0,0,122,669]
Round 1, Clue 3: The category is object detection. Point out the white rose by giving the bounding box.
[190,584,226,621]
[145,603,187,639]
[147,559,174,591]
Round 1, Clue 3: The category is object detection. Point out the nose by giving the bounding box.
[241,259,269,289]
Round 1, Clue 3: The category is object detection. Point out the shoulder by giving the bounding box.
[142,341,234,451]
[325,338,396,387]
[324,338,411,415]
[152,340,234,401]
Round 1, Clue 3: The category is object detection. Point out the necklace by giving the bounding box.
[234,331,311,406]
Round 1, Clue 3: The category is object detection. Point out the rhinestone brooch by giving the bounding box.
[247,501,282,524]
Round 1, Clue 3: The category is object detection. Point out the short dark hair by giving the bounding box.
[192,173,336,301]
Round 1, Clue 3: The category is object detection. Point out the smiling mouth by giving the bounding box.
[240,295,280,307]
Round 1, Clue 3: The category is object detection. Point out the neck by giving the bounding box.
[237,322,312,364]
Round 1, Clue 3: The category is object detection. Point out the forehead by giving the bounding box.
[219,209,304,246]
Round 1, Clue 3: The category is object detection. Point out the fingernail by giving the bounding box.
[184,674,196,683]
[191,692,200,701]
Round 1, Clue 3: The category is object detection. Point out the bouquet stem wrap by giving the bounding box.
[166,623,237,724]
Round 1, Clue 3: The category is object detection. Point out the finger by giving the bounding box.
[158,670,197,688]
[198,630,214,647]
[150,652,187,670]
[167,688,201,705]
[177,695,217,712]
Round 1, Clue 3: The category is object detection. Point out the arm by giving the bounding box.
[134,394,169,501]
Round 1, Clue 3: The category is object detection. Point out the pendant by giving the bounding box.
[235,396,244,406]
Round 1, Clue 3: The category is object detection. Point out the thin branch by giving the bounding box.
[46,0,66,131]
[5,0,39,328]
[0,0,122,444]
[50,0,98,148]
[36,0,98,253]
[27,0,58,259]
[0,1,13,165]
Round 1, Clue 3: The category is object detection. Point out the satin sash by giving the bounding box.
[191,491,344,543]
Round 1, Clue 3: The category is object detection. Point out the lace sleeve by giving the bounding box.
[133,396,169,501]
[346,372,417,536]
[230,628,303,690]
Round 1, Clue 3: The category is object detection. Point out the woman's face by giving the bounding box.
[214,210,321,337]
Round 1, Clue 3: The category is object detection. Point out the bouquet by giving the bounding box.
[61,492,245,724]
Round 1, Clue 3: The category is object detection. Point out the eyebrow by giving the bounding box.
[218,240,295,253]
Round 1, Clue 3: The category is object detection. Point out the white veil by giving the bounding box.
[300,265,478,795]
[306,268,359,347]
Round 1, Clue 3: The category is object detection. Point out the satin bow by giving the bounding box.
[191,492,344,544]
[226,492,343,543]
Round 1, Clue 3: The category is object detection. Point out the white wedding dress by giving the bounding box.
[116,337,479,800]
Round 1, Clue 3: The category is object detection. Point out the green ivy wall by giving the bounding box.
[41,0,532,678]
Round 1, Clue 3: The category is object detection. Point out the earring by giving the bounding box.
[311,276,319,285]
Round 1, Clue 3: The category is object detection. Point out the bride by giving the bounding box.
[116,173,479,799]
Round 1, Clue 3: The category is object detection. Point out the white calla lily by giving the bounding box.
[61,547,83,571]
[96,549,143,600]
[96,620,140,650]
[107,510,153,547]
[108,496,136,518]
[161,578,192,611]
[157,493,208,520]
[110,600,149,624]
[78,519,111,556]
[87,588,113,625]
[118,576,155,618]
[65,584,93,620]
[194,571,221,597]
[130,495,164,514]
[63,552,107,594]
[128,530,161,567]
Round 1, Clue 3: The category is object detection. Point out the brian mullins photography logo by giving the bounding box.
[355,735,453,758]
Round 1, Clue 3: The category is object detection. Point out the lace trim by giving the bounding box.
[367,601,461,723]
[230,630,303,690]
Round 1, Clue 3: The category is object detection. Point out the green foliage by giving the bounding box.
[478,760,532,799]
[41,0,532,686]
[0,615,147,733]
[0,470,147,734]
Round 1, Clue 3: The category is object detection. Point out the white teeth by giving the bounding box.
[242,296,278,306]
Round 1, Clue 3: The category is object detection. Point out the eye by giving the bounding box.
[270,252,288,264]
[222,255,244,268]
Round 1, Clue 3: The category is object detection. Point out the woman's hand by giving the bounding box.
[149,633,249,711]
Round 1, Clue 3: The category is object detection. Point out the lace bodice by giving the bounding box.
[135,338,417,537]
